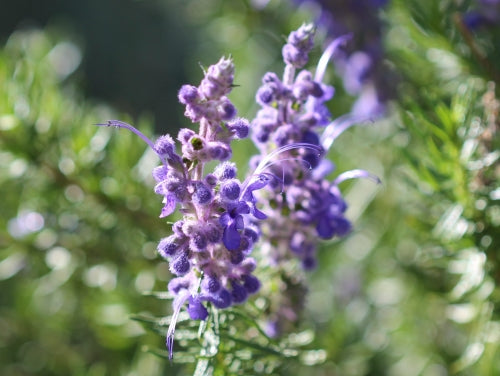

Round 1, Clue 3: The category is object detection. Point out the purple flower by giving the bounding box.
[241,175,271,220]
[220,179,241,201]
[100,23,382,354]
[199,56,234,99]
[209,288,233,309]
[283,24,316,68]
[178,85,200,105]
[157,235,184,258]
[192,182,213,205]
[201,275,221,294]
[187,296,209,320]
[170,252,190,276]
[248,25,380,276]
[220,201,250,251]
[227,118,250,139]
[101,56,265,360]
[230,280,248,304]
[242,274,261,293]
[214,161,237,180]
[219,99,237,120]
[153,169,189,218]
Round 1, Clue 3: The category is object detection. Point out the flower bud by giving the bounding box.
[210,288,232,309]
[178,85,200,105]
[192,182,212,205]
[170,253,190,276]
[202,275,221,294]
[242,274,261,294]
[230,280,248,304]
[187,296,208,320]
[158,235,184,258]
[227,118,249,139]
[189,231,208,251]
[220,179,241,201]
[214,162,237,180]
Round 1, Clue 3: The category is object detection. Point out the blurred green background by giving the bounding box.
[1,0,499,375]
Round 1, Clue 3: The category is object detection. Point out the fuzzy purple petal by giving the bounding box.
[251,206,267,220]
[223,221,241,251]
[209,288,233,309]
[242,175,270,200]
[316,216,335,239]
[242,274,261,294]
[187,296,209,320]
[160,194,177,218]
[230,281,248,304]
[219,212,231,227]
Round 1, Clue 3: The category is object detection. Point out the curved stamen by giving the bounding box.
[166,289,191,360]
[315,34,352,83]
[252,143,323,177]
[241,143,322,194]
[333,169,382,186]
[96,120,168,166]
[321,114,372,152]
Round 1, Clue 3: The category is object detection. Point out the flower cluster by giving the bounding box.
[249,24,379,335]
[251,24,378,271]
[101,57,278,358]
[291,0,392,117]
[103,23,379,354]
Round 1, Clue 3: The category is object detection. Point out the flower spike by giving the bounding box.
[244,25,380,337]
[103,56,266,358]
[101,24,381,350]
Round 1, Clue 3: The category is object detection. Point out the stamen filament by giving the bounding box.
[333,169,382,185]
[321,114,371,151]
[96,120,168,166]
[315,34,352,83]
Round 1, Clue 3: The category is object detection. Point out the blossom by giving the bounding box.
[99,50,328,358]
[249,24,380,335]
[251,25,379,267]
[101,23,380,352]
[99,57,271,359]
[282,23,315,68]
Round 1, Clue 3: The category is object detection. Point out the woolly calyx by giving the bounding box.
[178,85,200,105]
[202,275,221,294]
[219,100,237,120]
[230,280,248,304]
[214,162,237,180]
[283,23,315,68]
[242,274,261,294]
[189,231,208,251]
[170,253,190,276]
[154,135,183,169]
[209,288,233,309]
[187,296,209,320]
[204,222,222,243]
[220,179,241,201]
[158,235,184,258]
[192,182,213,205]
[200,57,235,99]
[227,118,250,139]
